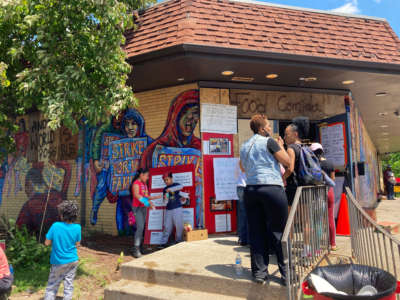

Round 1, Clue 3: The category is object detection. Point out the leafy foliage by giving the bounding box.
[382,152,400,177]
[0,0,155,158]
[5,223,51,269]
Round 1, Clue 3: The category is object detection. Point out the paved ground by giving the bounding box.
[376,197,400,240]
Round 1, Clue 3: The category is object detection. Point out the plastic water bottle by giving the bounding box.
[235,253,243,276]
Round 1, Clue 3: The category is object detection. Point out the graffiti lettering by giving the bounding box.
[239,96,266,115]
[111,140,146,160]
[108,137,148,196]
[59,127,78,160]
[111,175,135,194]
[157,154,198,168]
[277,95,321,113]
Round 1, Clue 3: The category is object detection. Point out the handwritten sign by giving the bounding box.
[213,158,240,201]
[215,214,232,232]
[173,172,193,187]
[108,137,147,196]
[147,209,164,230]
[320,123,346,167]
[201,104,237,134]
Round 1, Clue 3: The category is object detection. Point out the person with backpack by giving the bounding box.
[283,117,324,261]
[283,117,310,207]
[311,143,337,251]
[239,114,290,285]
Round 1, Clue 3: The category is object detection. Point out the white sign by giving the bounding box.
[320,123,346,167]
[173,172,193,187]
[182,208,194,229]
[150,231,163,245]
[147,209,164,230]
[213,158,240,201]
[201,103,237,134]
[151,175,166,189]
[215,214,232,232]
[150,193,165,207]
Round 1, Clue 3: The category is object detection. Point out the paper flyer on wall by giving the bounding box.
[215,214,231,232]
[173,172,193,187]
[200,103,237,134]
[150,231,163,245]
[213,157,240,200]
[151,175,166,190]
[147,209,164,230]
[320,124,345,167]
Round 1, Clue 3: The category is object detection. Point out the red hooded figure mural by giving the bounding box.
[140,89,200,168]
[140,89,203,227]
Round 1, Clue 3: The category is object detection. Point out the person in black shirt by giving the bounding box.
[311,143,337,251]
[283,117,310,207]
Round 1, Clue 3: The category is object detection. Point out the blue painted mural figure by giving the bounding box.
[90,109,153,235]
[140,90,203,228]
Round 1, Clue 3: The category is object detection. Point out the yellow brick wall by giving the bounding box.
[86,83,199,235]
[0,83,199,237]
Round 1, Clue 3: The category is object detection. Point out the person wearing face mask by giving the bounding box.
[239,114,291,285]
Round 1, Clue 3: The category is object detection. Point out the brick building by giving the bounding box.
[1,0,400,237]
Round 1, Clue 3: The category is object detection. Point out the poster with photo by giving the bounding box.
[209,138,231,155]
[209,197,233,212]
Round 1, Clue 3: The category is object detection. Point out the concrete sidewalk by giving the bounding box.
[105,236,287,300]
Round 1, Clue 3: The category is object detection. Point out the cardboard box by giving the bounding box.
[183,229,208,242]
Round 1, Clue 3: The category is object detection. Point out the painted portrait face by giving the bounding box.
[125,119,138,138]
[179,106,199,137]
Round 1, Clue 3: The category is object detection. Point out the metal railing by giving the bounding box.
[282,185,329,300]
[346,187,400,300]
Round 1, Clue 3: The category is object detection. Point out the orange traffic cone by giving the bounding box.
[336,193,351,236]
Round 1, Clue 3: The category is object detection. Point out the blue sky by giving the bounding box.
[258,0,400,37]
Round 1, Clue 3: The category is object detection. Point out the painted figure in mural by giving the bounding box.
[16,161,72,236]
[90,109,153,235]
[5,119,29,198]
[73,119,96,198]
[112,109,153,234]
[90,113,124,226]
[140,90,203,228]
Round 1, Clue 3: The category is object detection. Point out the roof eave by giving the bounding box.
[127,43,400,75]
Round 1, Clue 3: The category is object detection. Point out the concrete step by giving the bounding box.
[114,236,286,299]
[105,279,246,300]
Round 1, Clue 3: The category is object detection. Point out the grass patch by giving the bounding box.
[11,256,94,294]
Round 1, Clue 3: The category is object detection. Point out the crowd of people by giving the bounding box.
[238,114,337,285]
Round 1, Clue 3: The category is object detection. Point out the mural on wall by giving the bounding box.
[89,108,153,235]
[0,114,74,234]
[140,89,203,228]
[349,99,379,208]
[0,88,203,236]
[16,161,71,235]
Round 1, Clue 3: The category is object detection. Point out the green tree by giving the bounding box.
[0,0,154,157]
[382,152,400,177]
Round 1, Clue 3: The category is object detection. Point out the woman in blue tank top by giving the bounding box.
[239,114,290,285]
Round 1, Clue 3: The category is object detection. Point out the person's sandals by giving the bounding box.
[331,245,338,251]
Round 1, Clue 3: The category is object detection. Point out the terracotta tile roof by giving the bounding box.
[124,0,400,64]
